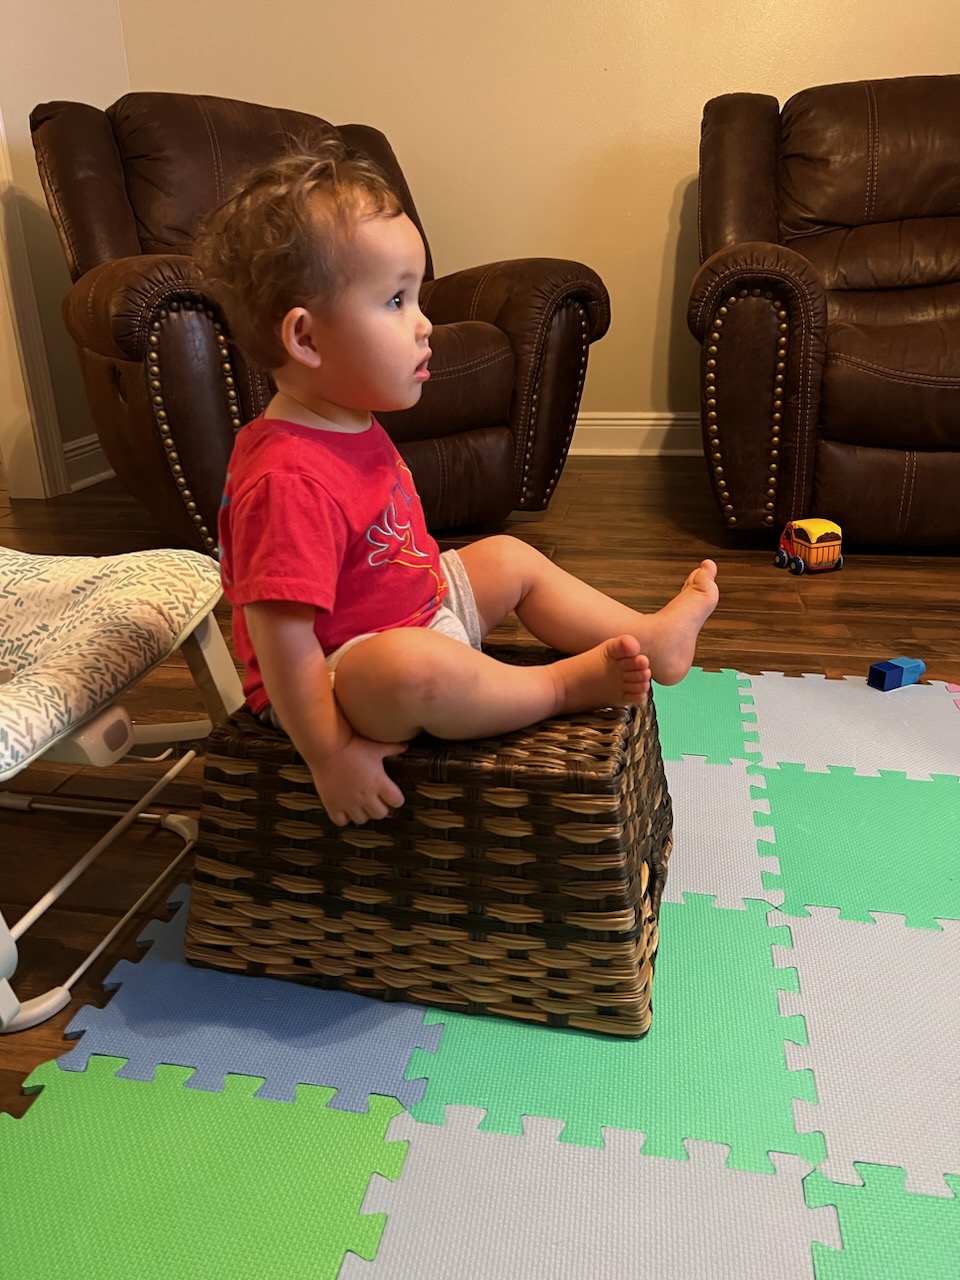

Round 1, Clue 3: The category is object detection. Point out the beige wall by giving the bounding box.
[118,0,960,420]
[0,0,128,472]
[3,0,958,476]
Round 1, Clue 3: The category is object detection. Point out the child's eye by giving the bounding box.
[388,292,404,309]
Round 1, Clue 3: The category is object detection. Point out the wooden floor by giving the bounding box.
[2,455,958,1116]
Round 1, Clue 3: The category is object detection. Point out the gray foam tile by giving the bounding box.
[774,908,960,1196]
[663,758,781,909]
[340,1109,841,1279]
[747,674,960,779]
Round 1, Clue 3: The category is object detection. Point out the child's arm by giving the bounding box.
[244,601,408,827]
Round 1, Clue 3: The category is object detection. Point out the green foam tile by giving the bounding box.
[407,894,823,1173]
[754,766,960,927]
[806,1165,960,1279]
[0,1056,407,1279]
[655,668,756,764]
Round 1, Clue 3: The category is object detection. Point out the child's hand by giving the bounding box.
[243,600,406,826]
[309,732,408,827]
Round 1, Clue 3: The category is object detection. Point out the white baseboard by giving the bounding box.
[64,434,114,491]
[569,412,702,456]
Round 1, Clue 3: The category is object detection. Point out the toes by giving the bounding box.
[622,660,651,687]
[607,634,641,661]
[617,651,648,675]
[686,560,718,590]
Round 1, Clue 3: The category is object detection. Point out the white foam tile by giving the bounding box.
[745,674,960,779]
[341,1111,840,1279]
[775,908,960,1196]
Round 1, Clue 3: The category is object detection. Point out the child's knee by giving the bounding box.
[488,533,532,563]
[475,534,545,586]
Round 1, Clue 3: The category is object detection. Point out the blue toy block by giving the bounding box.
[867,657,926,692]
[899,659,922,688]
[868,662,904,692]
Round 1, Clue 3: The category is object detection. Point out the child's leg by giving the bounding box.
[332,627,651,743]
[457,535,718,686]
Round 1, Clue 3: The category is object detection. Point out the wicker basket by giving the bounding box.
[185,647,673,1037]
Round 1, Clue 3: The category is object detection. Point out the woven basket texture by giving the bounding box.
[185,647,673,1036]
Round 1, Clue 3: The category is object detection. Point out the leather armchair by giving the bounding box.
[688,75,960,546]
[31,93,610,554]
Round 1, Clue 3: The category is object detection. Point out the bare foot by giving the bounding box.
[551,634,652,713]
[644,559,720,686]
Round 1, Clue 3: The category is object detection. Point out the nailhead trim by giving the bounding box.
[707,291,786,528]
[145,301,240,552]
[519,302,589,507]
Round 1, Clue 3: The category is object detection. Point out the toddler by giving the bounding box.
[194,142,718,827]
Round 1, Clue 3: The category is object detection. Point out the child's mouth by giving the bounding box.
[414,352,431,381]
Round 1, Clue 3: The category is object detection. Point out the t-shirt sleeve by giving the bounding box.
[226,471,347,611]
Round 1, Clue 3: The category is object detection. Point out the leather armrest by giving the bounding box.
[31,100,142,282]
[687,242,828,528]
[62,253,238,555]
[420,258,610,509]
[698,94,781,260]
[421,257,610,346]
[688,241,826,340]
[62,254,209,360]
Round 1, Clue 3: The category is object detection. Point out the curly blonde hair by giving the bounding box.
[193,139,402,370]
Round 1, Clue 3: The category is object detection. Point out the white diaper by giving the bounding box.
[323,547,482,677]
[261,547,482,728]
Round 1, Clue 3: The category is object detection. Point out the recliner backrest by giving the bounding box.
[777,76,960,292]
[31,92,434,282]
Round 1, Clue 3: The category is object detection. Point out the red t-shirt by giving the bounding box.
[219,416,447,712]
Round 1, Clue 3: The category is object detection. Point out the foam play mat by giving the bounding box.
[2,670,958,1278]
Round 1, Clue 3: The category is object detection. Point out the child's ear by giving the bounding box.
[279,307,322,369]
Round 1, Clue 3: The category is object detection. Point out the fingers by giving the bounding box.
[327,806,370,827]
[383,780,405,809]
[318,739,409,827]
[328,789,405,827]
[362,797,391,822]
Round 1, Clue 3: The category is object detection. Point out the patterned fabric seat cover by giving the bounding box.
[0,548,222,781]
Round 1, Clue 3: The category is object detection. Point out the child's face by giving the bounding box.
[305,212,432,420]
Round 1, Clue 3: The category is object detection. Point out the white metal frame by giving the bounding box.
[0,611,243,1032]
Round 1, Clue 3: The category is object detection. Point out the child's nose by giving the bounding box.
[417,309,432,340]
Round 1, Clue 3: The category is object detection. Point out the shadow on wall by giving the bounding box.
[653,174,701,418]
[0,183,50,491]
[12,189,95,448]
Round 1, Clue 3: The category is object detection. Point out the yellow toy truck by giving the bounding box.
[773,518,843,575]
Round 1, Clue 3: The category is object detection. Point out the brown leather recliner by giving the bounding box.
[688,75,960,546]
[31,93,610,554]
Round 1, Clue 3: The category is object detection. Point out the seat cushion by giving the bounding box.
[379,321,515,442]
[821,319,960,449]
[796,219,960,293]
[0,548,222,780]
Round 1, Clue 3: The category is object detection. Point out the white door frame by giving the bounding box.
[0,100,69,498]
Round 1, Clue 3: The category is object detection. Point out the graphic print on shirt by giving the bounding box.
[365,460,446,612]
[367,461,429,568]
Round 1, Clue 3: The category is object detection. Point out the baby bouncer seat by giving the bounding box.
[0,545,243,1032]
